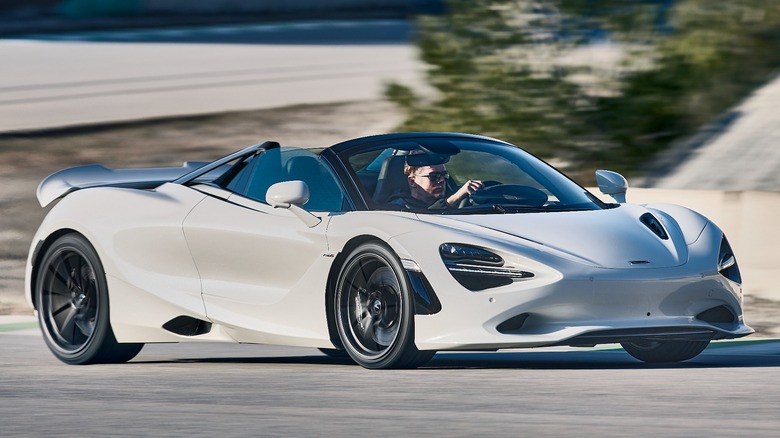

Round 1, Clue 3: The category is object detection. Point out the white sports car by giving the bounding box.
[26,132,752,369]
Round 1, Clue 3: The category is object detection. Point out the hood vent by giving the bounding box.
[428,205,687,269]
[640,213,668,240]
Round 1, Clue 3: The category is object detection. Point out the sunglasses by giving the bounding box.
[416,171,449,182]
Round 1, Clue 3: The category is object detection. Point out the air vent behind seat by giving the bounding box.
[163,316,212,336]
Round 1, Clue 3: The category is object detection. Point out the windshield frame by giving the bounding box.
[332,133,609,214]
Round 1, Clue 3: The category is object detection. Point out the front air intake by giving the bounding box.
[718,237,742,283]
[696,305,737,325]
[496,313,530,333]
[439,243,534,291]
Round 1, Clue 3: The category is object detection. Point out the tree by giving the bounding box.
[387,0,780,182]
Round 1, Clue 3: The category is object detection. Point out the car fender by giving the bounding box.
[26,184,208,323]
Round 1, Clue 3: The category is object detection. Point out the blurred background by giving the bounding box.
[1,0,778,334]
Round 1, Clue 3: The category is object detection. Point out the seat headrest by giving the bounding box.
[372,154,410,204]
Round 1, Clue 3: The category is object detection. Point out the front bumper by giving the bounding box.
[413,269,752,351]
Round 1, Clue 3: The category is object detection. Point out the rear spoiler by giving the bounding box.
[36,161,208,207]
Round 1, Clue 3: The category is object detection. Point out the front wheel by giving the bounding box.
[621,340,710,363]
[36,234,143,365]
[334,242,434,369]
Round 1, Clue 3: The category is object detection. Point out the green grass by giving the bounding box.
[0,322,39,332]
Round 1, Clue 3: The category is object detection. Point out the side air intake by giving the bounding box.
[163,316,212,336]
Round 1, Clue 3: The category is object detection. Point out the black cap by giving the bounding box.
[405,153,451,166]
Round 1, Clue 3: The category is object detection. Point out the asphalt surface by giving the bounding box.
[1,319,779,437]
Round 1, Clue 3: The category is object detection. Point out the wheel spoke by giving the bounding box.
[349,300,380,352]
[344,277,363,295]
[81,264,96,295]
[358,310,373,338]
[58,306,78,344]
[44,283,71,298]
[72,257,88,293]
[51,301,71,317]
[374,305,399,346]
[48,263,70,290]
[75,316,94,338]
[357,259,372,286]
[356,312,380,351]
[373,317,390,347]
[62,254,76,283]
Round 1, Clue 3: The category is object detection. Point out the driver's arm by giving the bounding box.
[446,180,484,206]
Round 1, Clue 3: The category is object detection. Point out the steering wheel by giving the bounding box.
[459,183,548,208]
[458,180,498,208]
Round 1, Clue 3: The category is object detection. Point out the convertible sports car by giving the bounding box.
[26,132,752,369]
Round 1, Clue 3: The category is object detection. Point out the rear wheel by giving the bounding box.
[334,242,434,369]
[36,234,143,365]
[621,340,710,363]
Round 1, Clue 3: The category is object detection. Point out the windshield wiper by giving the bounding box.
[445,205,547,215]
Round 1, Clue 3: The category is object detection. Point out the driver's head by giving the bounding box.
[405,163,449,203]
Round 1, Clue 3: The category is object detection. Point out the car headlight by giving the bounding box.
[439,243,534,291]
[718,236,741,284]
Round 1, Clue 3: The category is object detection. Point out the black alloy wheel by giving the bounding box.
[36,234,143,365]
[334,242,434,369]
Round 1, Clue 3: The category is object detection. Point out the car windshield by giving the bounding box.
[345,138,607,214]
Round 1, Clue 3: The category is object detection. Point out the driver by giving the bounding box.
[390,160,484,210]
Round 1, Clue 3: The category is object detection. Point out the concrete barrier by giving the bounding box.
[141,0,442,14]
[54,0,443,17]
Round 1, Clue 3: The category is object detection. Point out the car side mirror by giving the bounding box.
[266,180,310,208]
[266,181,321,227]
[595,170,628,204]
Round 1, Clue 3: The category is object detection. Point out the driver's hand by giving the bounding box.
[447,180,484,205]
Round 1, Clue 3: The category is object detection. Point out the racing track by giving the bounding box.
[0,20,423,132]
[1,325,779,436]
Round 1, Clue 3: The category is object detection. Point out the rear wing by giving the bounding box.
[36,162,208,207]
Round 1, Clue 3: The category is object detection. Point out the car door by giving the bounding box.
[182,147,347,342]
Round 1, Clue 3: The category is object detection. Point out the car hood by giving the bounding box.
[419,204,690,269]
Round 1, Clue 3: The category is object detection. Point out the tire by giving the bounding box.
[621,340,710,363]
[36,234,143,365]
[334,242,434,369]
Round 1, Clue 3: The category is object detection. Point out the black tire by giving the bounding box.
[621,340,710,363]
[334,242,434,369]
[36,234,143,365]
